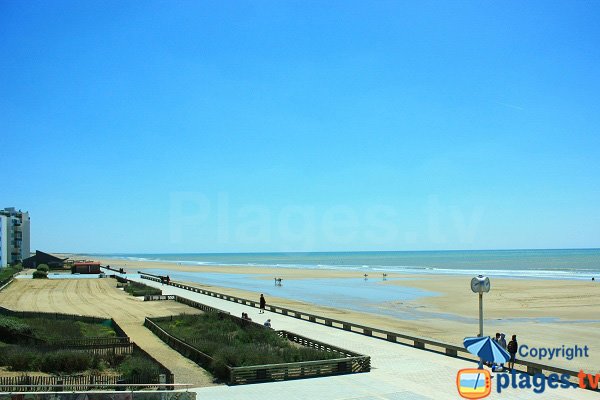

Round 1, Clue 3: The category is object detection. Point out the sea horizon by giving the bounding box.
[88,248,600,280]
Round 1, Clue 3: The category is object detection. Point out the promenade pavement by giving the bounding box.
[137,278,598,400]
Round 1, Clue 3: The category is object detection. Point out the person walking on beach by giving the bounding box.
[507,335,518,371]
[259,294,266,313]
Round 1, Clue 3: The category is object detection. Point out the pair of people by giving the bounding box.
[241,312,252,321]
[492,332,518,371]
[241,311,271,327]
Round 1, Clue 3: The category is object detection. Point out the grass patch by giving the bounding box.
[0,315,116,343]
[124,281,162,297]
[156,313,341,380]
[0,264,22,283]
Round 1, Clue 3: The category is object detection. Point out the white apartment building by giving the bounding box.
[0,207,30,268]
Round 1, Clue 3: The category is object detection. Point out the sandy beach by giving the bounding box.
[86,256,600,372]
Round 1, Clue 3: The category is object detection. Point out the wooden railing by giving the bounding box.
[278,331,359,357]
[172,295,230,314]
[137,271,164,282]
[229,355,370,385]
[138,273,596,388]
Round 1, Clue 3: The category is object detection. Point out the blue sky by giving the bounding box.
[1,1,599,253]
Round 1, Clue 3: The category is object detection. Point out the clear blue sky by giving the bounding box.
[1,1,599,253]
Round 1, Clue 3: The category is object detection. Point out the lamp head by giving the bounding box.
[471,275,491,293]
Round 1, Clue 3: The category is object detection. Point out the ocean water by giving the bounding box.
[95,249,600,280]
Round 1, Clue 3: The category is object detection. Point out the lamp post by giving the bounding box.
[470,275,491,337]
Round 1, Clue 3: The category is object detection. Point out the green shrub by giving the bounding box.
[37,264,49,272]
[2,347,39,371]
[32,270,48,279]
[39,351,92,373]
[118,356,160,382]
[124,282,162,297]
[0,316,34,342]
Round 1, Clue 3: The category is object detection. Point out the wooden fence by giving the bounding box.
[140,292,227,316]
[144,316,369,385]
[0,374,175,392]
[0,306,108,325]
[45,337,130,348]
[0,375,125,392]
[138,272,598,388]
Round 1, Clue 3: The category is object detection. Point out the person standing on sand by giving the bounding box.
[498,333,508,369]
[507,335,518,371]
[259,294,266,313]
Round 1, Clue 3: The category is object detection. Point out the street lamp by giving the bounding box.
[470,275,491,337]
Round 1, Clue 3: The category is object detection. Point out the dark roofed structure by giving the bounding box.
[22,251,68,269]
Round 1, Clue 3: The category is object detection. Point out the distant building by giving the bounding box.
[71,262,101,274]
[0,207,30,268]
[22,250,68,269]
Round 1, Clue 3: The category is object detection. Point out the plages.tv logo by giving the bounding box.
[456,369,492,399]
